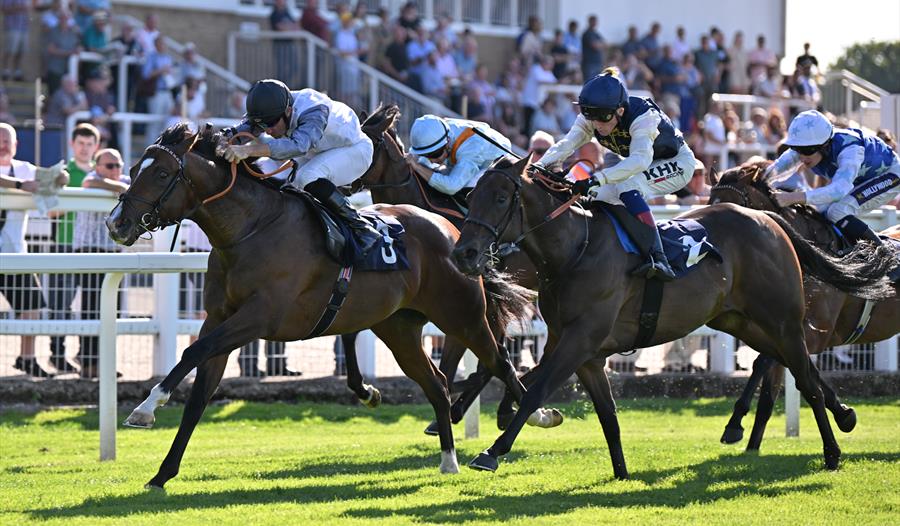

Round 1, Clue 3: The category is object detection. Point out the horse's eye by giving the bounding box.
[159,170,169,179]
[496,193,507,205]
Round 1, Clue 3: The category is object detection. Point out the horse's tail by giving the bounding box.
[764,211,896,300]
[481,269,537,337]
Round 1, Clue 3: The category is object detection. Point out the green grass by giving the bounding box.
[1,397,898,525]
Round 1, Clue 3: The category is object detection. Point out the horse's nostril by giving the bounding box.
[465,248,478,261]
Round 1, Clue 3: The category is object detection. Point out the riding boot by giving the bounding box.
[631,226,677,282]
[836,214,883,247]
[306,179,381,255]
[265,341,302,376]
[238,341,265,378]
[13,356,53,378]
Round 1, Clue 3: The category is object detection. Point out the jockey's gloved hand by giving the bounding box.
[221,126,238,139]
[571,177,598,196]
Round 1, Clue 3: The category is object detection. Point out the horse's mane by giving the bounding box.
[156,122,195,147]
[361,104,401,137]
[489,155,573,203]
[718,159,824,221]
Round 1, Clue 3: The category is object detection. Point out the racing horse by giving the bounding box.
[451,155,895,477]
[709,159,900,449]
[338,105,550,432]
[105,123,539,488]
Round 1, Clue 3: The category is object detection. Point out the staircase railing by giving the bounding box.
[822,69,889,129]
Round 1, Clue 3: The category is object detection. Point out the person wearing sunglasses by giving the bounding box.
[765,110,900,251]
[536,68,698,281]
[221,79,380,254]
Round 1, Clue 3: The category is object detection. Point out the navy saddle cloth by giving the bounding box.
[599,208,722,278]
[299,193,410,271]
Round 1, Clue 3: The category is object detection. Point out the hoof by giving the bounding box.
[440,450,460,474]
[835,406,857,433]
[123,410,155,429]
[824,453,841,471]
[468,451,499,472]
[423,420,439,436]
[497,412,514,431]
[144,482,166,491]
[614,469,630,480]
[361,385,381,409]
[720,425,744,444]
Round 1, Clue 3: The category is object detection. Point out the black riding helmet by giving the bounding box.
[245,79,291,129]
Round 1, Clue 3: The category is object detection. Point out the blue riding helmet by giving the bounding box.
[577,72,629,122]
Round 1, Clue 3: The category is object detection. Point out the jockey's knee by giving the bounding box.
[825,201,856,224]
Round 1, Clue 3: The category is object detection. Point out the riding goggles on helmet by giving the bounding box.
[580,105,618,123]
[789,144,823,156]
[250,113,284,132]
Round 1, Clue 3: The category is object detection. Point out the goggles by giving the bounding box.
[580,105,618,123]
[789,144,823,156]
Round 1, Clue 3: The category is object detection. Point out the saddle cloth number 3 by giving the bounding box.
[377,223,397,264]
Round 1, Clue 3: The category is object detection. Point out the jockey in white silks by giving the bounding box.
[222,79,380,253]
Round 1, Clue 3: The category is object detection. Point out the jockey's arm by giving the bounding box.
[595,111,659,185]
[537,115,593,168]
[765,149,801,180]
[428,159,481,195]
[804,144,864,207]
[262,105,330,160]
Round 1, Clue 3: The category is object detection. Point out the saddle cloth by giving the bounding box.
[598,206,722,279]
[296,191,410,271]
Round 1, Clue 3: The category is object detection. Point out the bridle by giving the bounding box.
[709,183,752,208]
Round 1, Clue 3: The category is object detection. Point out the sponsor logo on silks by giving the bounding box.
[643,161,684,184]
[852,173,900,203]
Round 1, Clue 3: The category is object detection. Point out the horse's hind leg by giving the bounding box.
[813,363,857,433]
[342,332,381,408]
[146,354,228,489]
[746,363,784,451]
[576,357,628,480]
[371,312,458,473]
[721,354,775,444]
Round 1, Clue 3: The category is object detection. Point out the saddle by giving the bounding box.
[284,185,409,271]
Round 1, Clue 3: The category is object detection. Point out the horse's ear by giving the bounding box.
[750,166,763,183]
[707,166,721,186]
[359,110,368,122]
[514,152,533,173]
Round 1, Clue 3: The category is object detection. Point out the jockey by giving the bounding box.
[537,68,698,281]
[222,79,380,254]
[405,114,511,198]
[765,110,900,248]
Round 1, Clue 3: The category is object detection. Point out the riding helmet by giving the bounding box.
[784,110,834,148]
[409,115,451,157]
[245,79,292,128]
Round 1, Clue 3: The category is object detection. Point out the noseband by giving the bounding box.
[709,183,751,207]
[463,168,523,242]
[118,142,200,233]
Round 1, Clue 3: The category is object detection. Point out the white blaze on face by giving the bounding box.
[136,157,154,180]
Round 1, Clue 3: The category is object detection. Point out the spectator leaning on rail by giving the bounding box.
[405,114,511,199]
[536,68,698,282]
[221,79,380,254]
[0,122,69,377]
[765,110,900,278]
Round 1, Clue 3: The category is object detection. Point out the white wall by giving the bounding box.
[558,0,786,54]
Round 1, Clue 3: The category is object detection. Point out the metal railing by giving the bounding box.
[822,69,889,128]
[227,29,462,141]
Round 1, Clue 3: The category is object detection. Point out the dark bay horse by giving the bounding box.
[709,160,900,449]
[452,155,895,477]
[105,123,538,488]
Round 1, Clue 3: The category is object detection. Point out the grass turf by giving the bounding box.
[1,397,898,525]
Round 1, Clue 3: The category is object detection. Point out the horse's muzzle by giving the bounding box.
[452,244,486,276]
[106,204,139,246]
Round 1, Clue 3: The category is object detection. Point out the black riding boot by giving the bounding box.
[631,226,677,282]
[306,179,381,255]
[265,341,302,376]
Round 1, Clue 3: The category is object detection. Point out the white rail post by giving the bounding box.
[369,75,379,114]
[463,349,479,438]
[306,39,316,88]
[874,337,898,372]
[99,271,125,461]
[152,228,181,376]
[784,369,800,437]
[356,329,377,378]
[707,330,735,374]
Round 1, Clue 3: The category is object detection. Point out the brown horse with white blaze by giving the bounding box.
[452,155,895,477]
[105,123,539,488]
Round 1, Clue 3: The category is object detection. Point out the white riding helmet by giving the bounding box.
[784,110,834,147]
[409,115,450,156]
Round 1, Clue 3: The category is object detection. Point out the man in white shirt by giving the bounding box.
[0,123,68,377]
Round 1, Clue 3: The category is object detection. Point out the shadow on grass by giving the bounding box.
[27,451,898,522]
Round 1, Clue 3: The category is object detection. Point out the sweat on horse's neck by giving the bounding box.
[189,171,283,250]
[518,180,587,278]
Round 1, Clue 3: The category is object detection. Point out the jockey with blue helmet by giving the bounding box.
[406,114,512,197]
[538,68,698,281]
[765,109,900,248]
[222,79,380,254]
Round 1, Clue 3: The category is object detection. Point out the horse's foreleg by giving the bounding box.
[746,364,784,451]
[146,354,228,489]
[439,336,468,392]
[125,304,262,428]
[721,354,776,444]
[342,332,381,407]
[576,357,628,479]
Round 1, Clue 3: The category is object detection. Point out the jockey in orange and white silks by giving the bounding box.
[406,115,512,197]
[765,110,900,248]
[537,68,698,281]
[222,79,380,254]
